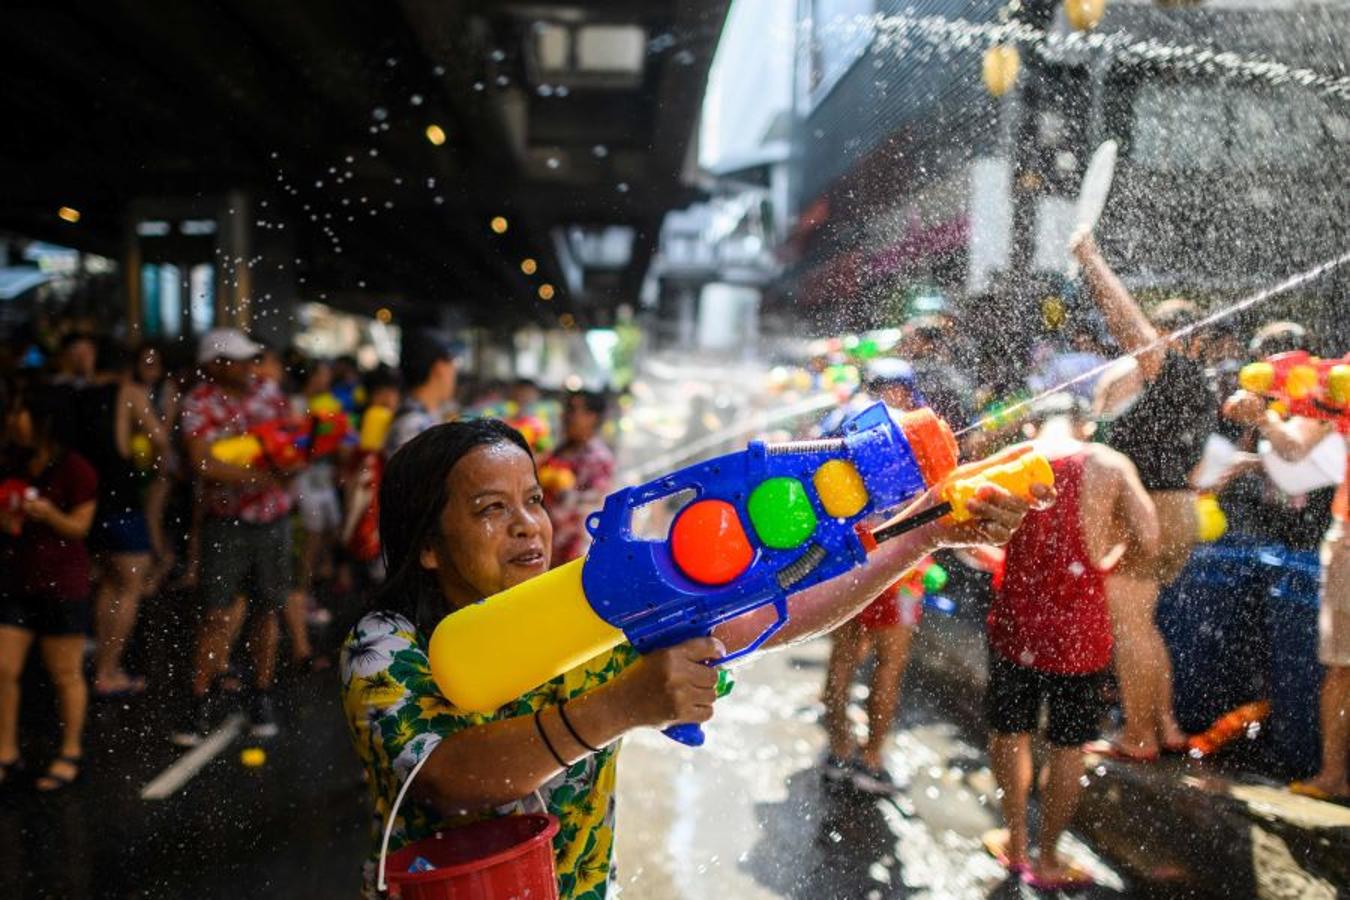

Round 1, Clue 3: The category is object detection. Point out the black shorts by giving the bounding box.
[0,592,92,636]
[985,651,1106,747]
[198,517,292,612]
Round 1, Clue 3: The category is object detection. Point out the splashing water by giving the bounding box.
[954,250,1350,437]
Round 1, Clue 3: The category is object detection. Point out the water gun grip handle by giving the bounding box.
[663,723,706,747]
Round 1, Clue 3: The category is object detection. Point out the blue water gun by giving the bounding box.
[428,403,1051,746]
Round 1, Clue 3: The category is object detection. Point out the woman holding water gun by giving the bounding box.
[1224,350,1350,802]
[340,410,1052,898]
[0,381,99,792]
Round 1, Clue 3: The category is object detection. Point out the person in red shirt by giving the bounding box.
[171,329,295,747]
[0,381,99,791]
[542,391,615,564]
[982,394,1157,889]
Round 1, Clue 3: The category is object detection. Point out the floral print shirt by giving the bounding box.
[340,609,638,899]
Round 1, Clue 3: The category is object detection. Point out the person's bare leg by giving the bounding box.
[860,624,914,769]
[1032,746,1088,881]
[822,620,866,760]
[143,476,175,596]
[0,626,35,767]
[246,610,281,691]
[1304,665,1350,795]
[190,599,246,696]
[36,636,87,789]
[282,589,313,662]
[93,553,150,691]
[1151,490,1197,746]
[988,732,1032,867]
[1105,572,1161,756]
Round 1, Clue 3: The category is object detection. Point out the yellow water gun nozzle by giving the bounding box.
[940,447,1055,523]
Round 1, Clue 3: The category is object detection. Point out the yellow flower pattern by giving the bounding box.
[340,609,637,899]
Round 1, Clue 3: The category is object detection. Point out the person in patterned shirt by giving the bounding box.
[170,329,296,747]
[341,417,1049,898]
[542,391,615,564]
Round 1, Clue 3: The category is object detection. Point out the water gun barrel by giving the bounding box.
[427,559,623,714]
[210,434,264,467]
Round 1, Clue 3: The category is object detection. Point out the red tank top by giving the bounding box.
[987,452,1112,674]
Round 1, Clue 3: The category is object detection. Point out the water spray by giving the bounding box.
[954,250,1350,438]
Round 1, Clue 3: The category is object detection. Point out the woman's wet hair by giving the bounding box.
[372,418,533,635]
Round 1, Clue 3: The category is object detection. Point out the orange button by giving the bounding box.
[671,499,754,585]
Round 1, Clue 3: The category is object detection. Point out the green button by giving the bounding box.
[747,477,818,549]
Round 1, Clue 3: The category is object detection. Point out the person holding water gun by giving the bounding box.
[340,397,1054,898]
[975,393,1157,889]
[1224,343,1350,803]
[171,329,296,747]
[819,357,941,795]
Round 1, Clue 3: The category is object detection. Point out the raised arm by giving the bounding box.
[1071,232,1165,380]
[1222,390,1335,462]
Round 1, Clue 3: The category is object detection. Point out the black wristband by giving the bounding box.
[557,700,601,754]
[534,709,567,769]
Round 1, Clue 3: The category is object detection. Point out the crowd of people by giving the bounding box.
[0,323,616,790]
[804,233,1347,888]
[0,234,1343,896]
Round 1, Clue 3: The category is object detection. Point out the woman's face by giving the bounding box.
[423,441,552,607]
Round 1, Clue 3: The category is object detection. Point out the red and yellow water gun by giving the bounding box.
[1239,351,1350,433]
[210,420,309,470]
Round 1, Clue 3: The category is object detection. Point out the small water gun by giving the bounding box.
[358,405,395,453]
[1239,350,1350,432]
[1186,700,1270,758]
[0,478,35,535]
[306,409,354,459]
[210,420,308,470]
[537,459,577,495]
[129,433,155,472]
[1195,492,1227,542]
[428,403,1053,746]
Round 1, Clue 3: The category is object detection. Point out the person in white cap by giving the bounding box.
[170,328,295,746]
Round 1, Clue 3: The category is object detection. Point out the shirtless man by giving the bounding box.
[1072,233,1216,759]
[984,393,1159,887]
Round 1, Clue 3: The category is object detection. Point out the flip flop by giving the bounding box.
[94,674,147,699]
[981,828,1029,875]
[1021,864,1095,891]
[1289,781,1350,804]
[1082,738,1159,763]
[34,755,82,793]
[1161,738,1191,755]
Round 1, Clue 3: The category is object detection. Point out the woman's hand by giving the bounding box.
[610,637,723,730]
[1222,390,1267,428]
[21,495,58,525]
[929,481,1055,549]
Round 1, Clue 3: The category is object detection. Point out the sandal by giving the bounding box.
[1021,863,1095,890]
[94,673,148,699]
[981,828,1029,875]
[1289,781,1350,805]
[1083,738,1159,763]
[34,754,82,793]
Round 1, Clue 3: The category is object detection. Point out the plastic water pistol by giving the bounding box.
[0,478,35,535]
[1239,350,1350,433]
[428,402,1053,747]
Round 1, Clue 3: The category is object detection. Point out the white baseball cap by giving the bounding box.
[197,327,263,365]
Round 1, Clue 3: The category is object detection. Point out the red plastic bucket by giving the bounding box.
[384,814,561,900]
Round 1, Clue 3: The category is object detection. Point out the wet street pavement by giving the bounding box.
[4,597,1347,899]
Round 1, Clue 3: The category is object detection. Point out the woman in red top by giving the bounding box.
[982,395,1157,888]
[0,381,99,791]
